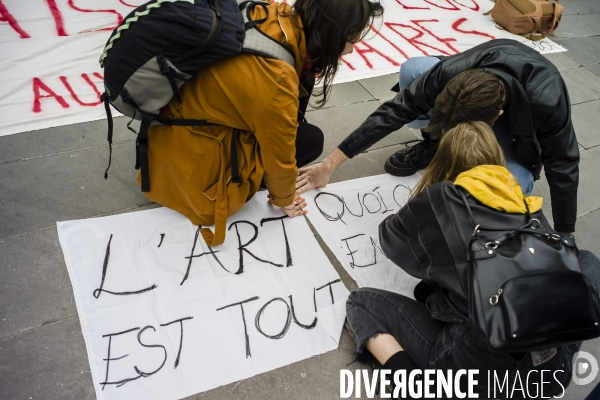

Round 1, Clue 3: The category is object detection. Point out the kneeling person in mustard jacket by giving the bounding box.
[139,0,384,245]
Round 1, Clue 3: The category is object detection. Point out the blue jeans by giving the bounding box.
[399,56,535,195]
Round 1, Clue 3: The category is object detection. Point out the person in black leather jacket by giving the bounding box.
[345,121,592,398]
[296,39,579,233]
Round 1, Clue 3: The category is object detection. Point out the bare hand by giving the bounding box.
[282,194,308,218]
[296,163,332,195]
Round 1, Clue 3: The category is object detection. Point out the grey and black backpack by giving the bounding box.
[99,0,295,192]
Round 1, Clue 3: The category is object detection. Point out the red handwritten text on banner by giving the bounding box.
[0,0,565,136]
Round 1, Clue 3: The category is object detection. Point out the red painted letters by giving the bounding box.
[59,74,103,107]
[385,22,454,56]
[452,18,496,39]
[32,77,70,113]
[32,73,104,112]
[0,0,30,38]
[44,0,68,36]
[394,0,429,10]
[370,24,410,61]
[67,0,123,32]
[353,41,401,69]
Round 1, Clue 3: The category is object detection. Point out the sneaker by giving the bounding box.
[384,139,439,177]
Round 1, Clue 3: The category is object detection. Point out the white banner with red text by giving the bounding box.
[0,0,565,136]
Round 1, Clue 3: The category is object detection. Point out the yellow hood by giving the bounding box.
[454,165,542,213]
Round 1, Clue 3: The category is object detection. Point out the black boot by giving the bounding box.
[384,131,440,177]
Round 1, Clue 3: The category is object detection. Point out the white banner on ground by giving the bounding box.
[334,0,567,83]
[304,174,422,297]
[1,0,565,137]
[57,192,349,400]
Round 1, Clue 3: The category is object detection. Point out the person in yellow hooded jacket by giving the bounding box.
[138,0,383,246]
[346,122,600,398]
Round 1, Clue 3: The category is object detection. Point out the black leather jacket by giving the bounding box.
[379,181,548,324]
[340,39,579,232]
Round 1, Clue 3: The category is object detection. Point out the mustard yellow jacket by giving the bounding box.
[138,1,308,245]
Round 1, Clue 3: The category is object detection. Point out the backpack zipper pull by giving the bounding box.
[208,0,221,19]
[490,288,503,306]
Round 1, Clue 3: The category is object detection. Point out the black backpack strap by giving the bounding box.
[152,116,244,188]
[112,92,242,193]
[138,114,153,192]
[101,93,114,179]
[523,198,532,220]
[243,1,269,30]
[157,53,182,103]
[457,188,477,226]
[458,187,543,236]
[156,116,218,127]
[137,114,223,193]
[230,130,242,186]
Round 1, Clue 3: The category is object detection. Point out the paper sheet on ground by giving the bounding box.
[304,174,422,297]
[2,0,565,136]
[57,192,349,400]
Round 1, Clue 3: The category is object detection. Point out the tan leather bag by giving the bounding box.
[485,0,564,41]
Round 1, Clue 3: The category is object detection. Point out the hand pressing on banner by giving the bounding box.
[282,194,308,218]
[296,148,349,194]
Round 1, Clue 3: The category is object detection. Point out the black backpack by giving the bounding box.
[99,0,295,192]
[458,189,600,353]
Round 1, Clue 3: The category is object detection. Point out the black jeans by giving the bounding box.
[346,250,600,398]
[295,75,323,168]
[295,121,323,168]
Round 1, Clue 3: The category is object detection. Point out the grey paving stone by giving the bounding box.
[0,315,95,400]
[0,202,161,339]
[573,99,600,149]
[559,4,579,16]
[543,52,581,70]
[531,150,600,229]
[562,0,600,15]
[560,67,600,105]
[575,208,600,252]
[0,141,149,238]
[0,228,75,339]
[587,145,600,158]
[0,116,136,165]
[576,149,600,220]
[308,81,374,111]
[305,217,359,294]
[553,37,600,66]
[551,14,600,38]
[357,73,399,101]
[586,64,600,77]
[306,101,416,163]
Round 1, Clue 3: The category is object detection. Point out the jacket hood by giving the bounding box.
[454,165,542,213]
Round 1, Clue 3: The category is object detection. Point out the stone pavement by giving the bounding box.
[1,2,600,398]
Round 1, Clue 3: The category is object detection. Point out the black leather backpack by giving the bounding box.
[458,189,600,353]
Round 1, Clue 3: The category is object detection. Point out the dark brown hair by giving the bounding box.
[293,0,383,107]
[424,69,507,138]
